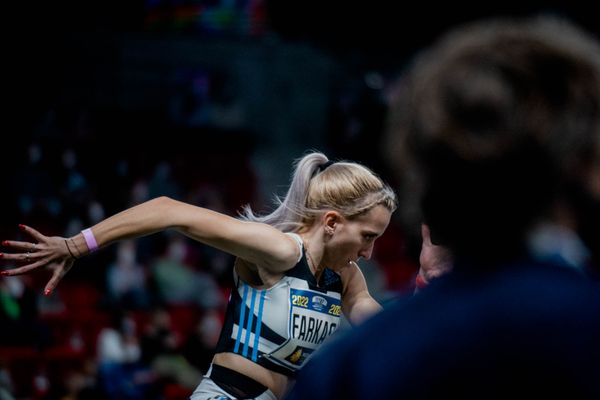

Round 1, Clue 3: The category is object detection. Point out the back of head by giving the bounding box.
[240,151,397,231]
[385,16,600,265]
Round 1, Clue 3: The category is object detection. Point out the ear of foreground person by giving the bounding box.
[285,14,600,400]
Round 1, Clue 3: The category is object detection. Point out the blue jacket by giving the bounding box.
[287,260,600,399]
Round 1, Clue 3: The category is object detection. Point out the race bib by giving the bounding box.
[263,288,341,370]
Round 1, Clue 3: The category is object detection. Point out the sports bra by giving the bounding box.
[214,233,343,376]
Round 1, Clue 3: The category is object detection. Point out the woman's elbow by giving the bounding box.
[153,195,175,205]
[150,196,186,228]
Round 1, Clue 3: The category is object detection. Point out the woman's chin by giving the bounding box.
[331,260,354,272]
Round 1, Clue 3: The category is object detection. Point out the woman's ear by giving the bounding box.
[323,211,342,236]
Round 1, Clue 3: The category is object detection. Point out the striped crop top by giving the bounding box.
[214,233,343,376]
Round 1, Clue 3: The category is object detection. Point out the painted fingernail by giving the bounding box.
[0,271,9,276]
[18,224,26,230]
[1,241,7,246]
[44,289,51,296]
[0,253,3,258]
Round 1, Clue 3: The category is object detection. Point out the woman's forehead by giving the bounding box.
[353,205,392,231]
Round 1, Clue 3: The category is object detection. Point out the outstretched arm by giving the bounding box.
[1,196,300,294]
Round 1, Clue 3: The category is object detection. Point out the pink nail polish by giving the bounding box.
[0,271,8,276]
[1,241,7,246]
[44,289,51,296]
[0,253,3,258]
[18,224,26,230]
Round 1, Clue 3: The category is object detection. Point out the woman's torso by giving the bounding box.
[212,234,343,398]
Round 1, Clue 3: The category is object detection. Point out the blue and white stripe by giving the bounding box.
[233,283,269,361]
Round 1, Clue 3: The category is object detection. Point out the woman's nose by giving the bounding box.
[359,245,373,260]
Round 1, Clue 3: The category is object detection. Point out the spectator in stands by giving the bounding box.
[106,240,151,310]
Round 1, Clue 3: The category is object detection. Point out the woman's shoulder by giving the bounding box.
[235,257,286,288]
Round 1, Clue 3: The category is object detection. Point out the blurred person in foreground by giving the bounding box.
[287,15,600,399]
[1,151,396,400]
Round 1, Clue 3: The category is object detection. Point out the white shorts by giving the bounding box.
[190,365,278,400]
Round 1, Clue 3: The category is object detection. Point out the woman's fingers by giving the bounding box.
[1,225,48,253]
[0,250,47,262]
[19,224,46,243]
[1,227,72,295]
[2,240,40,252]
[44,260,73,295]
[1,258,50,276]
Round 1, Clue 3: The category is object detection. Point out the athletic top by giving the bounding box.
[214,233,344,376]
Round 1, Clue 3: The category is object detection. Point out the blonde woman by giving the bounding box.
[1,151,397,400]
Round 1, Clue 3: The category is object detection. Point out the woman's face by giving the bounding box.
[323,205,392,271]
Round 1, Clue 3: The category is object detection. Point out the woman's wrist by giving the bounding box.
[65,235,86,259]
[64,239,79,260]
[81,228,99,253]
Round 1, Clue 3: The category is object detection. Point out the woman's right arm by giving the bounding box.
[1,196,301,293]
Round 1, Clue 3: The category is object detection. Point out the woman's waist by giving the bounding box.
[212,352,294,399]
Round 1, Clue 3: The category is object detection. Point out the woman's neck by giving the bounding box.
[299,229,326,279]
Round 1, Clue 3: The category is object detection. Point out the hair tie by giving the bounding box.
[312,160,335,178]
[317,160,335,173]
